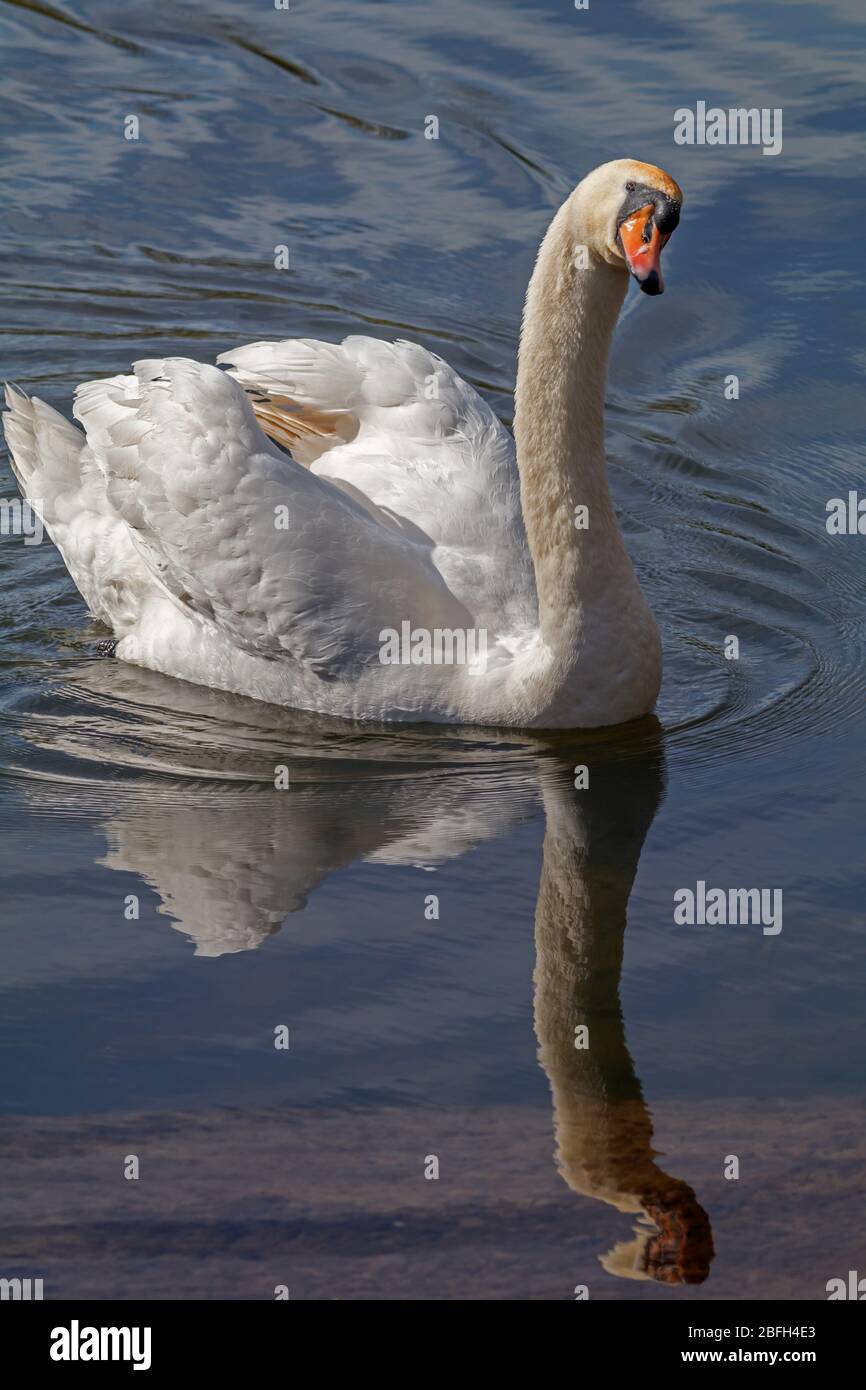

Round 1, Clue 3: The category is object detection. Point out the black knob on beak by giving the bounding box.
[638,268,663,296]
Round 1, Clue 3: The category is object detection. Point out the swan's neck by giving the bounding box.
[514,203,630,647]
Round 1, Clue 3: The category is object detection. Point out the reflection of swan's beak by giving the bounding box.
[639,1192,715,1284]
[618,204,666,296]
[600,1189,714,1285]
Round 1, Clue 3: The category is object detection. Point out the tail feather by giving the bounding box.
[1,383,148,630]
[3,383,40,492]
[3,385,85,522]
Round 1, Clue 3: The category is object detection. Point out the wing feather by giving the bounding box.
[72,358,472,678]
[218,335,536,629]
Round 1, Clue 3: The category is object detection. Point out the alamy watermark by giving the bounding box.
[674,102,782,157]
[1,1276,43,1300]
[0,497,44,545]
[827,1270,866,1299]
[379,622,488,675]
[674,880,782,935]
[50,1322,151,1371]
[826,492,866,535]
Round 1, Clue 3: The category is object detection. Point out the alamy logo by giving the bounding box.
[0,1276,43,1300]
[674,102,782,157]
[826,492,866,535]
[379,621,488,675]
[50,1321,152,1371]
[674,880,782,935]
[0,496,44,545]
[827,1271,866,1299]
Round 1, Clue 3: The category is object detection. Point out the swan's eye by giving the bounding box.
[625,180,636,193]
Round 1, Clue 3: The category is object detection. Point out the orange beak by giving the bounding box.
[617,203,666,295]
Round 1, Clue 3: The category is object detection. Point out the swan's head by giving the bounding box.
[572,158,683,295]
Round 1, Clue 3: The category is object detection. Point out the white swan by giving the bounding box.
[3,158,682,728]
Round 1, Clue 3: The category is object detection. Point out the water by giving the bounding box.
[1,0,865,1299]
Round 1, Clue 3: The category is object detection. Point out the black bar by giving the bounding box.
[3,1298,862,1374]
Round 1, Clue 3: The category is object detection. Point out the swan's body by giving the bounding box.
[3,159,682,728]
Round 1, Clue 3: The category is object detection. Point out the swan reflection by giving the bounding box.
[535,768,713,1284]
[23,661,713,1284]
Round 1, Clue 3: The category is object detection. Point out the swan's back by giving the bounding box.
[3,342,537,722]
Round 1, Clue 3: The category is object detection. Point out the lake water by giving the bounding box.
[1,0,865,1300]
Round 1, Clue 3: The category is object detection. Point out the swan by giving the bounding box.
[3,158,682,728]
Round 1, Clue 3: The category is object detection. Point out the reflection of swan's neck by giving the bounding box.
[514,203,630,650]
[534,787,650,1212]
[533,781,713,1284]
